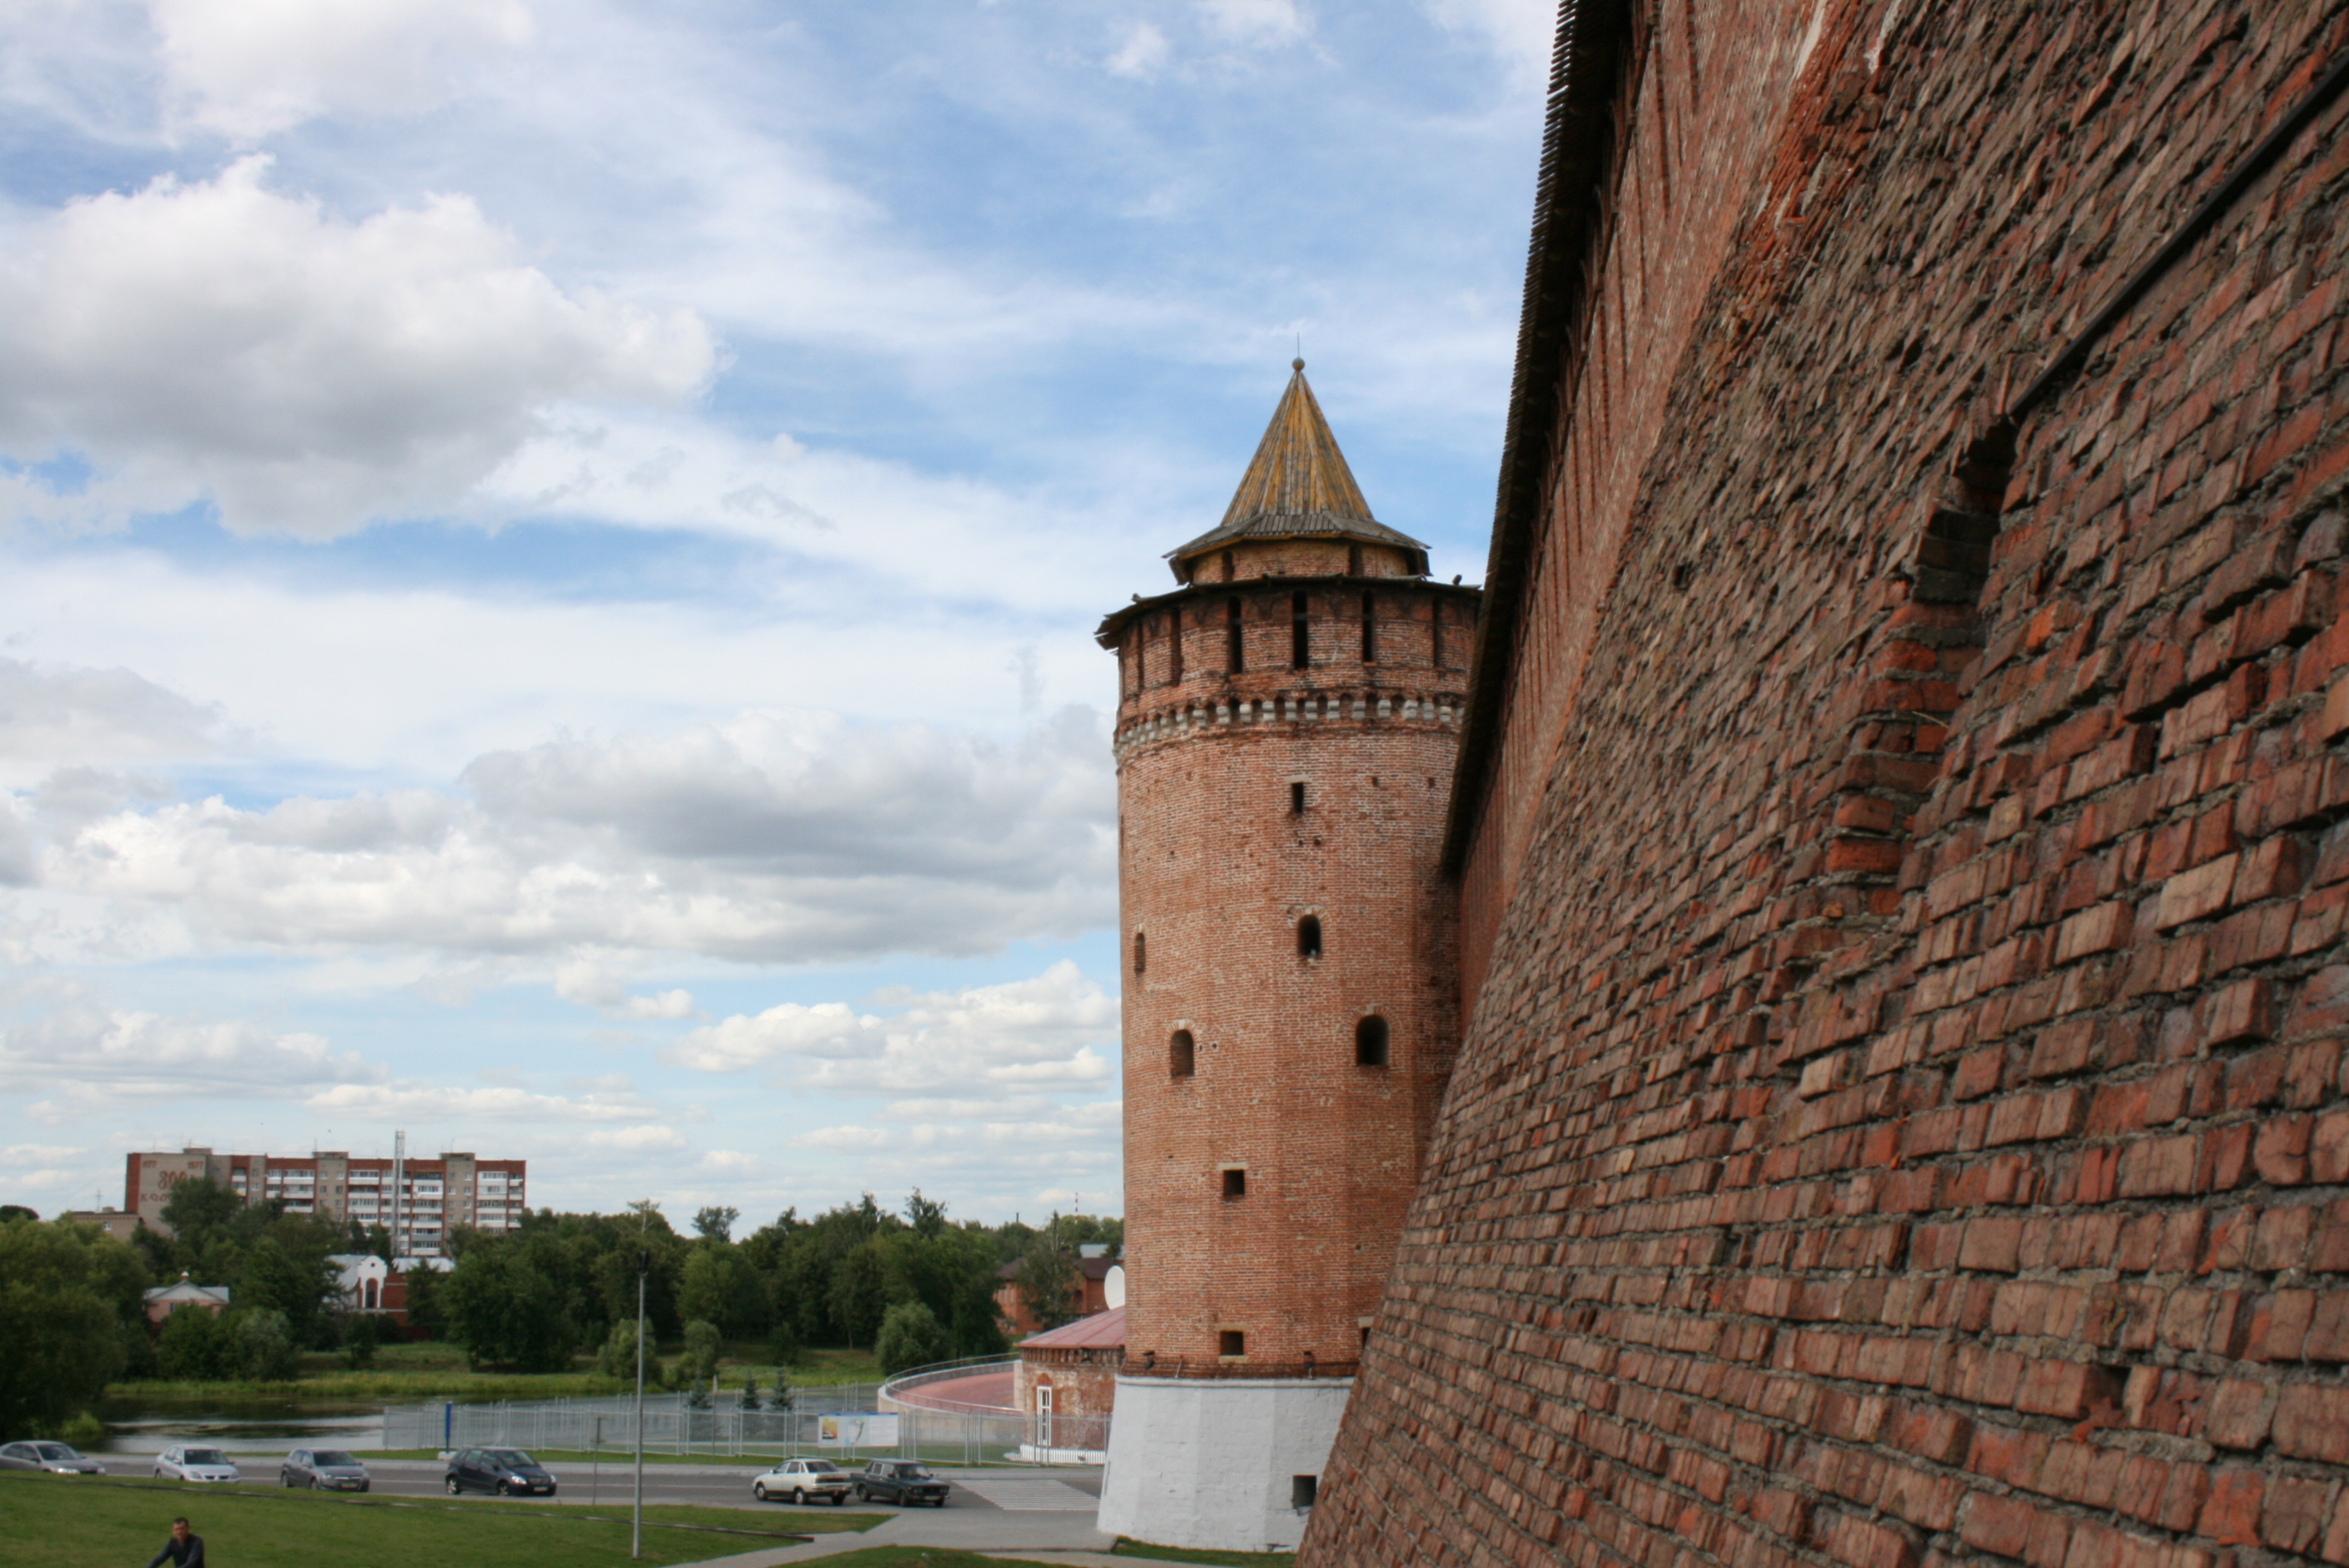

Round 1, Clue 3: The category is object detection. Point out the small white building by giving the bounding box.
[327,1253,391,1312]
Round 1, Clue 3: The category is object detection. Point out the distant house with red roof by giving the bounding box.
[993,1245,1121,1336]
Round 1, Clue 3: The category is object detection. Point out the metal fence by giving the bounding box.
[381,1391,1106,1467]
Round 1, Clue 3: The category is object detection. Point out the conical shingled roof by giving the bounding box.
[1164,362,1428,579]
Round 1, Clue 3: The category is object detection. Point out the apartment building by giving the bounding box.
[123,1147,526,1259]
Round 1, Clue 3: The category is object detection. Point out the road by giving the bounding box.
[104,1457,1101,1515]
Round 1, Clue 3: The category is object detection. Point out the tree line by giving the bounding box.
[0,1184,1119,1435]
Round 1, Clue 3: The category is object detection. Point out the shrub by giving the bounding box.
[874,1300,951,1376]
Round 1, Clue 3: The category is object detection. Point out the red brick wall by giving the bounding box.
[1114,575,1476,1367]
[1310,0,2349,1563]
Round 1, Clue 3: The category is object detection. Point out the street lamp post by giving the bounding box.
[632,1245,647,1560]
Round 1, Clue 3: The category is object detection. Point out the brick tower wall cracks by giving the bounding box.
[1113,574,1479,1368]
[1305,1,2349,1566]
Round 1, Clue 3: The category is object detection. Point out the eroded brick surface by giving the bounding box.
[1306,0,2349,1563]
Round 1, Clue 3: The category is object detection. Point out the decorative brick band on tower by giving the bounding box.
[1095,364,1480,1551]
[1301,2,2349,1566]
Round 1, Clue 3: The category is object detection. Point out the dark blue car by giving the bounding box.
[443,1447,558,1497]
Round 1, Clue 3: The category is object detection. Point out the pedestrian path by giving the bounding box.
[953,1478,1103,1510]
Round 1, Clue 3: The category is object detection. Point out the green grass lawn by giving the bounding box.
[0,1473,878,1567]
[1113,1540,1298,1565]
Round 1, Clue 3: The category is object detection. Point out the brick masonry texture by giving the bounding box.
[1112,537,1477,1368]
[1304,1,2349,1565]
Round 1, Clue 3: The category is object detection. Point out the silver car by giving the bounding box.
[154,1445,240,1483]
[280,1448,370,1491]
[751,1455,853,1505]
[0,1440,104,1475]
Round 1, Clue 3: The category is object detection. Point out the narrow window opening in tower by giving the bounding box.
[1292,1475,1319,1509]
[1227,598,1245,672]
[1221,1169,1246,1199]
[1220,548,1235,581]
[1361,592,1376,662]
[1298,915,1322,959]
[1133,932,1146,975]
[1168,607,1183,684]
[1220,1329,1246,1357]
[1290,593,1310,668]
[1169,1030,1195,1078]
[1360,1325,1371,1350]
[1431,601,1444,670]
[1356,1015,1390,1067]
[1290,781,1306,815]
[1346,544,1362,576]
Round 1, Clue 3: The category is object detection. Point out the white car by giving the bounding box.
[0,1440,105,1475]
[154,1446,240,1483]
[751,1455,853,1505]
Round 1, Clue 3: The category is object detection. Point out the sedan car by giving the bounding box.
[154,1446,240,1483]
[751,1456,853,1505]
[0,1440,105,1475]
[855,1459,949,1507]
[442,1446,558,1497]
[281,1448,370,1491]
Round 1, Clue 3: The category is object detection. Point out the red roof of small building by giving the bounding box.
[1018,1304,1125,1350]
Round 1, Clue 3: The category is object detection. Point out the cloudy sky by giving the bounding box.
[0,0,1549,1228]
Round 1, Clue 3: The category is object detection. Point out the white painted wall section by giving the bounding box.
[1095,1376,1353,1552]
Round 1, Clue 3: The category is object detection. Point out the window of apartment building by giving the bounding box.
[1169,1030,1195,1078]
[1297,915,1322,960]
[1356,1015,1390,1068]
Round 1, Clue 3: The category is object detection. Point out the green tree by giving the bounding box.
[229,1309,300,1382]
[0,1204,36,1224]
[873,1300,951,1375]
[0,1217,141,1431]
[401,1261,447,1339]
[158,1178,243,1253]
[827,1239,890,1349]
[692,1206,738,1243]
[597,1319,641,1381]
[239,1236,334,1349]
[1014,1235,1080,1331]
[679,1319,722,1390]
[156,1304,231,1380]
[767,1319,802,1368]
[341,1313,380,1369]
[443,1240,572,1371]
[904,1190,947,1239]
[678,1241,766,1339]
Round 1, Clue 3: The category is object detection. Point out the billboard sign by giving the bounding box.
[817,1414,898,1449]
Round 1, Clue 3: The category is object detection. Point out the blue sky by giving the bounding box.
[0,0,1549,1226]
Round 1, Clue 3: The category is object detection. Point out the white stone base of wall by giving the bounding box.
[1095,1375,1353,1553]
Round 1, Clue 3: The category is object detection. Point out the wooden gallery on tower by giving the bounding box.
[1092,363,1479,1550]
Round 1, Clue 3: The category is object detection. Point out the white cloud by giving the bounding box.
[667,960,1116,1093]
[302,1080,659,1123]
[1199,0,1309,45]
[0,157,713,537]
[0,1002,381,1106]
[579,1124,687,1152]
[0,1143,85,1164]
[0,658,227,787]
[150,0,536,138]
[1420,0,1557,84]
[21,706,1113,965]
[1107,22,1171,78]
[554,961,697,1020]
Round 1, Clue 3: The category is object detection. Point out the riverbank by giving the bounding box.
[107,1342,883,1404]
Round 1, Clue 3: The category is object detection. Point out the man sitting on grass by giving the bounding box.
[145,1515,204,1567]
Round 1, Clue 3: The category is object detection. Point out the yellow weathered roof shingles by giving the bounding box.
[1163,361,1428,576]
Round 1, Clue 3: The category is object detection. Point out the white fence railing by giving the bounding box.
[380,1390,1106,1467]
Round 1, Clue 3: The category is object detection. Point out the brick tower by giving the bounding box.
[1094,363,1479,1551]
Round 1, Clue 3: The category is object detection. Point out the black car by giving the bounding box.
[443,1447,558,1497]
[281,1448,370,1491]
[855,1459,949,1507]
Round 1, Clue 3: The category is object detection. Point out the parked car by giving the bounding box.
[280,1448,370,1491]
[750,1456,853,1505]
[0,1441,104,1475]
[153,1447,239,1483]
[442,1447,558,1497]
[854,1459,949,1507]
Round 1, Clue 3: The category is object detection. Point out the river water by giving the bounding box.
[93,1397,434,1455]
